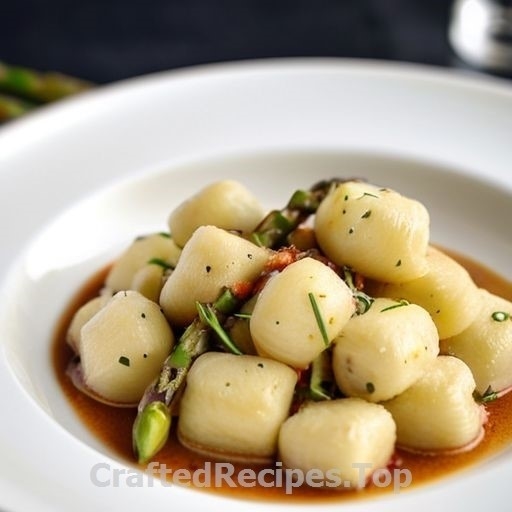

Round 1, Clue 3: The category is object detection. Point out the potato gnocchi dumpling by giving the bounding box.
[130,263,166,303]
[315,181,430,283]
[440,289,512,395]
[371,246,481,339]
[62,177,512,490]
[66,295,109,352]
[105,233,181,293]
[383,356,485,453]
[79,291,175,404]
[160,225,270,326]
[278,398,396,488]
[332,298,439,402]
[178,352,297,463]
[168,180,265,247]
[250,257,355,368]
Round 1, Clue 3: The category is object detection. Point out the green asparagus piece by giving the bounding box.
[133,288,241,463]
[132,179,341,463]
[0,93,36,122]
[0,61,92,104]
[309,350,336,401]
[249,183,336,248]
[132,402,171,465]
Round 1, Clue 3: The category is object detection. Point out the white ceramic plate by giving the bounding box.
[0,59,511,512]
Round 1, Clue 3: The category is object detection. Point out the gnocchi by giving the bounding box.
[168,180,265,247]
[332,298,439,402]
[250,257,355,368]
[315,181,430,282]
[382,356,485,453]
[278,398,396,488]
[440,289,512,395]
[79,290,175,404]
[178,352,297,463]
[370,246,482,339]
[62,177,512,494]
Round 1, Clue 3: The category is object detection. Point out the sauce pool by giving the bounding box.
[52,249,512,502]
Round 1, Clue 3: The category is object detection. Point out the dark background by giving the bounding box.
[1,0,460,85]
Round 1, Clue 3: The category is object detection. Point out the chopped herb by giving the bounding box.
[308,292,330,347]
[358,192,379,199]
[395,259,402,267]
[225,382,231,387]
[119,356,130,367]
[143,353,148,358]
[234,313,252,319]
[205,265,212,273]
[158,232,171,238]
[361,210,372,219]
[247,253,253,259]
[381,299,409,312]
[473,385,498,403]
[141,313,146,319]
[344,194,349,201]
[366,382,375,394]
[342,267,374,315]
[342,209,346,214]
[257,363,264,368]
[310,351,335,401]
[348,227,354,234]
[147,257,173,270]
[196,301,243,355]
[354,293,374,315]
[492,311,510,322]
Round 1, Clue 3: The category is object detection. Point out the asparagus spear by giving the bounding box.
[132,179,341,463]
[133,288,240,463]
[0,61,91,104]
[0,93,36,122]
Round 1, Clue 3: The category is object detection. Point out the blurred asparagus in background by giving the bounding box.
[0,61,93,122]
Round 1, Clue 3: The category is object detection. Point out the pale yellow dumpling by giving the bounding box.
[371,246,481,339]
[159,225,269,326]
[333,298,439,402]
[250,257,355,368]
[383,356,485,453]
[441,289,512,394]
[105,233,181,293]
[178,352,297,463]
[79,291,174,404]
[168,180,265,247]
[278,398,396,489]
[315,181,430,283]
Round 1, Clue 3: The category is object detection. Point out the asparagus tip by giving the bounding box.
[133,401,171,464]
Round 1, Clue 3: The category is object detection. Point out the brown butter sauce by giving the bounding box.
[52,250,512,503]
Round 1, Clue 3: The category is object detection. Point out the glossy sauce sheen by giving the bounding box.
[52,250,512,502]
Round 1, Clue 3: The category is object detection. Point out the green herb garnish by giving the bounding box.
[473,385,498,403]
[380,299,409,312]
[119,356,130,367]
[147,257,173,270]
[234,313,252,319]
[196,302,243,355]
[308,292,330,347]
[491,311,510,322]
[366,382,375,394]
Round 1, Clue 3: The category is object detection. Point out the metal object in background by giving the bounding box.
[450,0,512,73]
